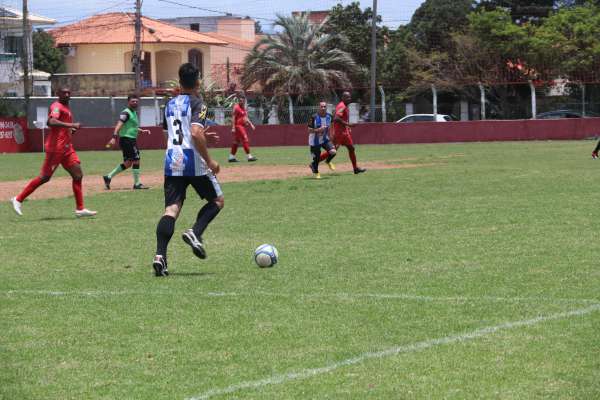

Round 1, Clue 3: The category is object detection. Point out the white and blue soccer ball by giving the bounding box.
[254,244,279,268]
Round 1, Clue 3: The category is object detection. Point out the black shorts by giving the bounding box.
[119,137,140,161]
[163,175,223,207]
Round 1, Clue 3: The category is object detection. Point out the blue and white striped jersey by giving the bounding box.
[163,94,209,176]
[308,113,332,146]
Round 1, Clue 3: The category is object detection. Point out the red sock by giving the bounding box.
[230,144,238,155]
[16,176,44,202]
[319,151,328,161]
[72,179,84,210]
[243,142,250,154]
[348,148,358,169]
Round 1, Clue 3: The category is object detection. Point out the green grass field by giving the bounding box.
[1,141,599,399]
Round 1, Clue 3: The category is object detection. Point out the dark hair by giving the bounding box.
[178,63,199,89]
[127,93,139,101]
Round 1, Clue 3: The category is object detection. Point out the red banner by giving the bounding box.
[0,117,29,153]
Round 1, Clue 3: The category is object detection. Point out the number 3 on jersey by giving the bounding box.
[172,119,183,145]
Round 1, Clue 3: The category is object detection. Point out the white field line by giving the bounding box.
[187,303,600,400]
[1,289,599,305]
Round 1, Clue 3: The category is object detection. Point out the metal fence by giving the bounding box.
[2,82,600,128]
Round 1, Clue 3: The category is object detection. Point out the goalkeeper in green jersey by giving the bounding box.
[103,94,151,190]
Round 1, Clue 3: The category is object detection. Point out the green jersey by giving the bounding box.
[119,108,139,139]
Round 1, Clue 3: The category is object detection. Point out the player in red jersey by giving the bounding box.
[10,87,97,217]
[228,94,257,162]
[322,91,366,174]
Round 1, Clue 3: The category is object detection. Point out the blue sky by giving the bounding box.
[2,0,425,29]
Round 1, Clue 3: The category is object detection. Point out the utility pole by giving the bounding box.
[22,0,31,119]
[134,0,142,91]
[369,0,378,122]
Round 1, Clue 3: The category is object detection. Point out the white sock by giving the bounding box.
[228,154,236,160]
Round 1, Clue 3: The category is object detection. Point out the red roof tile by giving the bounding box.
[51,13,228,45]
[202,32,259,49]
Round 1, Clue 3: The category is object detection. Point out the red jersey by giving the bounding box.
[45,101,73,152]
[233,103,247,128]
[333,101,349,136]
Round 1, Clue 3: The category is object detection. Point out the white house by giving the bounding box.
[0,7,56,96]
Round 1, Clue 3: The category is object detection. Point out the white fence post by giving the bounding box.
[268,104,279,125]
[529,80,537,119]
[215,108,225,125]
[288,95,294,124]
[431,84,438,117]
[378,85,386,122]
[478,83,486,120]
[153,92,160,126]
[349,103,359,124]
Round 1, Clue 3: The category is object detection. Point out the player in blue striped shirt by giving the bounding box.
[152,63,222,277]
[308,101,337,179]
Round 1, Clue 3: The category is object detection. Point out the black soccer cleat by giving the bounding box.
[353,167,367,174]
[182,229,207,259]
[247,156,258,162]
[103,175,111,190]
[133,183,149,190]
[228,158,239,163]
[152,255,169,277]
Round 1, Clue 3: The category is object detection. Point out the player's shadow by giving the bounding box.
[304,176,333,181]
[169,271,215,277]
[37,216,80,221]
[106,188,148,192]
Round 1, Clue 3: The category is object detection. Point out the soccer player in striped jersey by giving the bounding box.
[152,63,223,277]
[308,101,336,179]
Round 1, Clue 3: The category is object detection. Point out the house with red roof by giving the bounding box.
[50,13,229,95]
[160,16,261,89]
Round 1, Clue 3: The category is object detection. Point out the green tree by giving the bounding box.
[323,2,387,70]
[476,0,555,24]
[32,30,65,74]
[529,3,600,79]
[408,0,475,52]
[379,27,412,90]
[241,14,358,99]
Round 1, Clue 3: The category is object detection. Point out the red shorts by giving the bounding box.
[233,126,249,144]
[40,148,80,177]
[333,132,354,147]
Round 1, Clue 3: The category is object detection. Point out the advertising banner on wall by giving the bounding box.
[0,117,29,153]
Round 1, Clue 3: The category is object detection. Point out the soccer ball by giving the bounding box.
[254,244,278,268]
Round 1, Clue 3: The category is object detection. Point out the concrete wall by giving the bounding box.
[217,18,255,41]
[64,44,131,74]
[51,73,136,96]
[24,118,600,152]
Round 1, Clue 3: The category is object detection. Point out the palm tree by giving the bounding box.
[241,13,358,98]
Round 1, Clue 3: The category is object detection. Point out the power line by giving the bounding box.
[156,0,276,22]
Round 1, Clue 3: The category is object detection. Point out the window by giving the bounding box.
[415,115,434,122]
[4,36,23,56]
[190,23,200,32]
[188,49,203,78]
